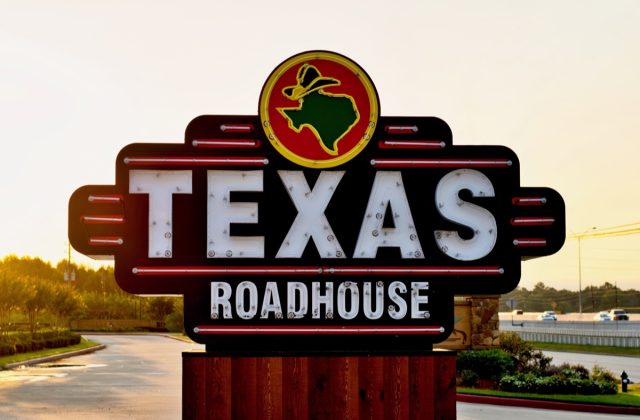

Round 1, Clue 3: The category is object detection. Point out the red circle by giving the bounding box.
[266,58,374,161]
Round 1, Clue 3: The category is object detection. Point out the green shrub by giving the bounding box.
[0,343,16,356]
[0,329,81,355]
[459,370,479,387]
[499,332,551,374]
[499,373,617,395]
[591,365,616,383]
[165,310,184,333]
[457,349,515,380]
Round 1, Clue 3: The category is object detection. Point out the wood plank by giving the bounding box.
[434,354,457,419]
[384,356,409,420]
[308,357,332,420]
[283,357,309,420]
[358,356,384,420]
[207,356,232,419]
[257,357,283,420]
[409,356,435,420]
[183,354,207,420]
[232,357,257,420]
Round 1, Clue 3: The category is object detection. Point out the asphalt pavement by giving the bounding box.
[0,334,202,419]
[0,335,636,419]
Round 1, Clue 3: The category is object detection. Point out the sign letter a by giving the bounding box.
[276,171,346,258]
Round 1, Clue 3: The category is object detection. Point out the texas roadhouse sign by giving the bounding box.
[69,51,565,354]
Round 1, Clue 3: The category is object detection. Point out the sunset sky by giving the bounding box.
[2,1,639,291]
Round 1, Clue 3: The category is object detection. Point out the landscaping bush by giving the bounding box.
[499,332,551,374]
[0,329,81,356]
[459,370,479,387]
[457,349,515,381]
[591,365,617,383]
[499,372,617,395]
[0,343,16,356]
[545,363,590,380]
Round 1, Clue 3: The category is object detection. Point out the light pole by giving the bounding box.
[577,235,583,313]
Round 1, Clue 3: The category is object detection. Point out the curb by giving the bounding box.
[458,393,640,416]
[3,344,107,370]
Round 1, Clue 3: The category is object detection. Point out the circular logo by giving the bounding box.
[259,51,380,168]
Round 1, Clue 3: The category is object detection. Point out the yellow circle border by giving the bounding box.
[259,51,380,169]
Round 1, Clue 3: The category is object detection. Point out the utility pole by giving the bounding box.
[578,235,583,313]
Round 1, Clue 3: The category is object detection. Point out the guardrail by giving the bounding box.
[501,322,640,347]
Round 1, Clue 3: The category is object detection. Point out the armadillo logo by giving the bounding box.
[259,51,379,168]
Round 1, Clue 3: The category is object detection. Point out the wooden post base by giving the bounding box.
[183,351,456,419]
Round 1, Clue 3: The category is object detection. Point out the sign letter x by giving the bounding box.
[276,171,345,258]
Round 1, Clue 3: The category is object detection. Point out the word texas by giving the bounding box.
[131,168,498,262]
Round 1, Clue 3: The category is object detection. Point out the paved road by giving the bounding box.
[543,350,639,382]
[458,402,631,419]
[0,335,634,419]
[0,334,203,419]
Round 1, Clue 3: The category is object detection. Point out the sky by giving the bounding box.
[1,0,640,291]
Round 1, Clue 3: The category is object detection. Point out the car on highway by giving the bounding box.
[537,310,557,321]
[609,309,629,321]
[593,311,612,321]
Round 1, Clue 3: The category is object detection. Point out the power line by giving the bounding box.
[570,223,640,239]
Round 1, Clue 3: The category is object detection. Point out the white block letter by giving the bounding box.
[354,172,424,258]
[129,170,192,258]
[276,171,346,258]
[434,169,497,261]
[388,281,407,320]
[411,282,429,319]
[287,282,308,319]
[312,282,334,319]
[260,282,283,319]
[363,282,384,320]
[211,282,232,319]
[207,170,264,258]
[236,281,258,319]
[337,282,359,320]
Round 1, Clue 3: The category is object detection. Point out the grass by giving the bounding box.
[0,337,101,369]
[531,341,640,357]
[458,384,640,407]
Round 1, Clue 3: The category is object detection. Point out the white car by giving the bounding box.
[537,310,557,321]
[593,311,612,321]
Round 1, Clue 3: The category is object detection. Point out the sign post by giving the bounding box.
[69,50,565,418]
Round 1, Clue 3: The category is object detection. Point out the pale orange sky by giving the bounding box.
[2,1,640,291]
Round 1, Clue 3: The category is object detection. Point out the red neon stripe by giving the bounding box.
[123,156,269,166]
[510,217,555,226]
[89,236,123,246]
[512,197,547,206]
[378,140,445,149]
[132,266,504,276]
[220,124,254,133]
[513,238,547,247]
[192,139,260,148]
[81,215,125,224]
[193,325,445,335]
[385,125,418,134]
[88,195,123,203]
[370,158,512,168]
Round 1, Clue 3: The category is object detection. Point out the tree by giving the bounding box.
[49,284,86,327]
[22,276,53,337]
[0,273,33,331]
[147,297,174,321]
